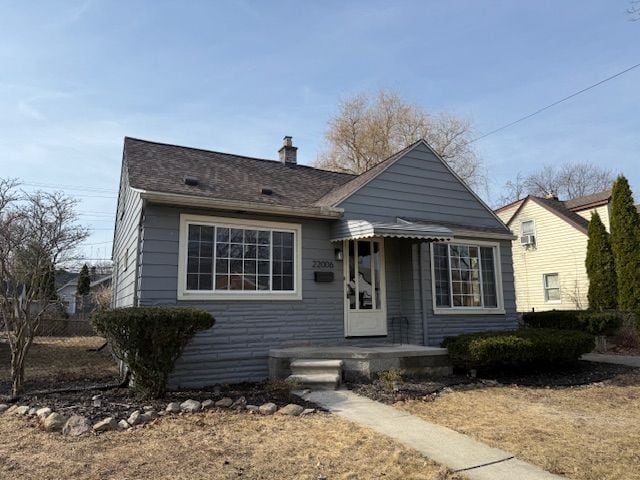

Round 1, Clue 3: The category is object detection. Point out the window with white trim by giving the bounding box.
[521,220,535,236]
[179,215,300,298]
[543,273,560,302]
[432,243,500,310]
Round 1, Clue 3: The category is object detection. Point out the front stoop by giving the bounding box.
[287,359,343,390]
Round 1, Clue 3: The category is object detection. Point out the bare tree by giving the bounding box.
[498,172,527,206]
[629,0,640,21]
[92,285,112,312]
[0,179,88,397]
[316,89,484,189]
[499,162,614,204]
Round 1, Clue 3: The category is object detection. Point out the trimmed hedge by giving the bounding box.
[522,310,623,336]
[92,307,214,399]
[521,310,581,330]
[442,329,595,372]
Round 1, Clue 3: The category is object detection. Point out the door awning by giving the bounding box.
[330,219,453,242]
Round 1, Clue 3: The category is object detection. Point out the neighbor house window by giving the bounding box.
[178,215,301,299]
[543,273,560,302]
[432,243,501,311]
[521,220,535,237]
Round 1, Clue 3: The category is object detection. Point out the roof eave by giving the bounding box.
[138,190,345,220]
[449,228,517,241]
[568,199,610,212]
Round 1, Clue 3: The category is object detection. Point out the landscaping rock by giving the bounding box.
[36,407,52,419]
[139,411,158,423]
[201,399,215,410]
[277,404,304,416]
[6,405,18,414]
[118,419,130,430]
[258,403,277,415]
[63,415,92,437]
[0,404,9,414]
[180,399,201,413]
[15,406,30,415]
[165,402,181,414]
[93,417,117,432]
[301,408,316,416]
[215,397,233,408]
[92,395,103,408]
[232,396,246,410]
[246,405,259,414]
[28,407,37,416]
[127,411,142,426]
[43,412,66,432]
[143,405,154,412]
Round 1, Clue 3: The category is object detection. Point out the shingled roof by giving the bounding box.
[564,190,611,211]
[533,196,590,233]
[124,137,355,208]
[496,189,613,234]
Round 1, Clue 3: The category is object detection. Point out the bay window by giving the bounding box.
[431,242,503,313]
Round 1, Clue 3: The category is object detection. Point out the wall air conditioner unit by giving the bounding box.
[521,234,536,246]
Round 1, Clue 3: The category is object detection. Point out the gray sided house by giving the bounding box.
[112,136,517,388]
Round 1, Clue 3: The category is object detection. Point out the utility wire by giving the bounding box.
[470,61,640,143]
[22,182,117,194]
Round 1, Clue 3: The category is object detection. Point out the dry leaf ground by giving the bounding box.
[399,371,640,480]
[0,410,462,480]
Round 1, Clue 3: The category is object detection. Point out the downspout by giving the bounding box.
[419,242,430,346]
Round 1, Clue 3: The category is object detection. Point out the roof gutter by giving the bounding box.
[137,189,344,220]
[450,228,517,241]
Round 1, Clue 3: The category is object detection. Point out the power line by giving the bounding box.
[22,181,117,194]
[470,61,640,143]
[83,240,113,246]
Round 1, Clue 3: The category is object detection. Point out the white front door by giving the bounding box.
[344,239,387,337]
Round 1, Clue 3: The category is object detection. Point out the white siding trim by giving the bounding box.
[430,240,505,315]
[177,214,303,301]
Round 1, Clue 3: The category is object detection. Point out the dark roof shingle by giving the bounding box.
[124,137,354,208]
[564,190,611,211]
[533,197,589,233]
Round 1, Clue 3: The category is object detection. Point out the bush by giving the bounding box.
[522,310,582,330]
[377,368,404,391]
[522,310,623,336]
[442,329,595,373]
[91,306,214,398]
[577,311,623,337]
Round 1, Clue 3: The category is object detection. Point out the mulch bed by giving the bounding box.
[13,382,318,423]
[349,361,636,404]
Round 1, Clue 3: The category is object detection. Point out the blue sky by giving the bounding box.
[1,0,638,263]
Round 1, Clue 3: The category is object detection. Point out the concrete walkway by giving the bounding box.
[299,389,563,480]
[582,353,640,368]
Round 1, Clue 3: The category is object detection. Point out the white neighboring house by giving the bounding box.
[495,190,612,312]
[57,275,112,315]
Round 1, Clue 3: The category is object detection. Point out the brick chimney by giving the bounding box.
[278,136,297,165]
[545,191,559,201]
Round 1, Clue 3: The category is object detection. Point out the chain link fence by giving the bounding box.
[0,315,121,398]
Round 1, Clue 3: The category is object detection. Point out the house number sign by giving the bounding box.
[312,260,334,269]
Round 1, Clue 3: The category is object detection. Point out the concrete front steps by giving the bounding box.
[286,359,343,390]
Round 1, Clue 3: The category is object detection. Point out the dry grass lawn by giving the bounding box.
[0,336,119,392]
[399,372,640,480]
[0,410,462,480]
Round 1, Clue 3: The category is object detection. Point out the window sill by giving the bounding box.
[433,308,506,315]
[178,291,302,301]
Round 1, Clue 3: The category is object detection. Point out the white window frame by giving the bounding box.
[430,240,505,315]
[543,273,561,303]
[521,219,536,237]
[178,214,302,301]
